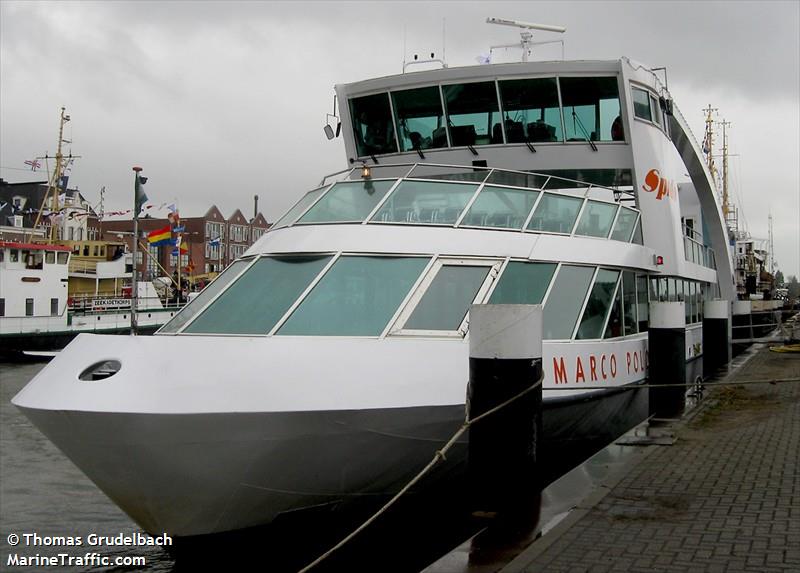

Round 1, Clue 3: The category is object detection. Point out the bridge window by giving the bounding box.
[632,87,653,121]
[490,261,557,305]
[298,180,396,224]
[392,87,448,151]
[575,200,618,238]
[622,271,638,335]
[543,265,594,339]
[159,258,253,333]
[527,193,583,234]
[184,255,332,335]
[277,256,429,336]
[372,179,478,224]
[443,82,501,147]
[498,78,562,142]
[350,93,398,156]
[577,269,619,339]
[461,186,539,229]
[560,77,621,142]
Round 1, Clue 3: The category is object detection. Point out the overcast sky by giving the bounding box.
[1,1,798,276]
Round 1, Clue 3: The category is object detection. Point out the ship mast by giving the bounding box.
[720,119,731,223]
[702,104,718,188]
[49,107,69,242]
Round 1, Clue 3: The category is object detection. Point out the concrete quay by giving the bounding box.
[503,343,800,573]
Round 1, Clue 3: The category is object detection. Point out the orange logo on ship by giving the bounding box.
[642,169,677,200]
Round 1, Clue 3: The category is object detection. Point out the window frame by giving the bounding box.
[388,256,503,338]
[630,82,666,134]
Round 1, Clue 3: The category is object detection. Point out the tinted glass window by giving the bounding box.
[543,265,594,339]
[631,218,644,244]
[372,179,478,224]
[489,262,557,305]
[575,201,618,238]
[392,87,448,151]
[273,186,330,229]
[610,208,638,242]
[462,186,539,229]
[404,265,490,331]
[498,78,562,142]
[299,180,396,224]
[560,77,621,142]
[25,298,34,316]
[160,259,251,333]
[637,274,649,331]
[57,252,68,264]
[577,269,619,339]
[350,93,398,156]
[650,94,663,127]
[278,256,429,336]
[622,271,638,335]
[604,281,624,338]
[184,256,331,334]
[527,194,583,233]
[632,87,652,121]
[443,82,501,146]
[45,251,55,264]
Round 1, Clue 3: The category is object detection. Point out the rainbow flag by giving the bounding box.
[147,225,172,246]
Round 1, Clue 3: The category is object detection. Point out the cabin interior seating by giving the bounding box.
[527,121,557,142]
[449,124,476,146]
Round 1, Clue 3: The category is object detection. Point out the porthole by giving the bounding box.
[79,360,122,382]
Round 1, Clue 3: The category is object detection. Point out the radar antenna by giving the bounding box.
[486,17,566,62]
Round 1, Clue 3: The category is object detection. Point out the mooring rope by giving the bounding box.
[297,373,544,573]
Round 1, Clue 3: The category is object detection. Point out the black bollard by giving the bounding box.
[648,301,686,418]
[467,304,543,513]
[703,300,730,378]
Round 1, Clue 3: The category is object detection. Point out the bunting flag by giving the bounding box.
[134,174,149,215]
[58,175,69,190]
[147,225,172,246]
[167,210,180,226]
[24,159,41,171]
[208,237,221,247]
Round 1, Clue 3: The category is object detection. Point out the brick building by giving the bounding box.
[100,205,270,280]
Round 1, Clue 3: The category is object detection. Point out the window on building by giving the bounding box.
[350,93,398,156]
[443,81,501,147]
[26,298,34,316]
[185,255,332,335]
[278,256,430,336]
[560,77,621,142]
[498,77,562,142]
[527,194,583,234]
[543,265,594,339]
[392,86,448,151]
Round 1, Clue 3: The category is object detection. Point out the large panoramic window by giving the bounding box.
[273,186,330,229]
[610,207,639,242]
[371,179,478,224]
[443,82,501,146]
[577,269,620,339]
[184,255,332,335]
[489,262,557,305]
[622,271,638,335]
[402,264,491,331]
[392,87,448,151]
[574,200,618,238]
[560,77,621,142]
[159,258,252,333]
[543,265,594,339]
[350,93,398,156]
[461,186,539,229]
[498,78,563,142]
[527,193,583,234]
[277,256,429,336]
[298,181,396,224]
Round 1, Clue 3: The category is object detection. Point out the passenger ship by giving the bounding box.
[13,49,734,539]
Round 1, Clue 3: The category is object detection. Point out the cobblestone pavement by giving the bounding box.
[507,345,800,572]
